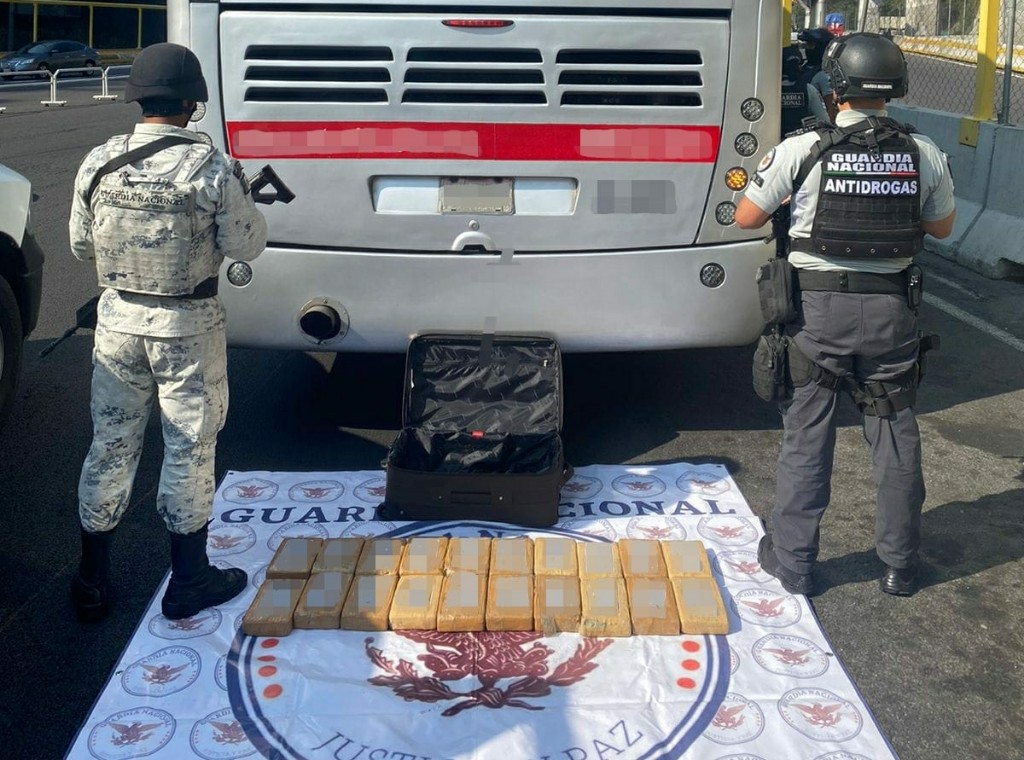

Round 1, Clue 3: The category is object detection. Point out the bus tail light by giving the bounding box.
[715,202,736,226]
[700,263,726,288]
[725,168,748,191]
[740,98,765,122]
[442,19,514,27]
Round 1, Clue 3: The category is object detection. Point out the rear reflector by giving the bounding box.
[228,121,720,163]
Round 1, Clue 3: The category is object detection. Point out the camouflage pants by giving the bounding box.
[78,324,228,534]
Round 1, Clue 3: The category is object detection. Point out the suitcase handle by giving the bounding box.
[448,489,499,505]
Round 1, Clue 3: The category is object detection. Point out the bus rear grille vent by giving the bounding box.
[244,46,394,102]
[401,48,545,103]
[245,87,388,103]
[245,45,394,61]
[556,49,703,107]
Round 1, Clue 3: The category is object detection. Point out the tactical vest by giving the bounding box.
[781,68,816,136]
[798,118,923,259]
[91,138,218,296]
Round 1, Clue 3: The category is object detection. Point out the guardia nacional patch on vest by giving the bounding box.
[822,150,919,197]
[806,122,924,259]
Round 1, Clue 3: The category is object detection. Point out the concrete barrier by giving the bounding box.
[890,104,1024,279]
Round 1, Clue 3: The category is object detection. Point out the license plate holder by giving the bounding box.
[440,177,514,214]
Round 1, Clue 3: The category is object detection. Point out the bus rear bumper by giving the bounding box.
[220,241,773,353]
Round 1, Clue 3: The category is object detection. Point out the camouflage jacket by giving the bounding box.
[70,123,267,337]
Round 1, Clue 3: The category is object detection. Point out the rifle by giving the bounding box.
[39,295,99,358]
[765,203,792,259]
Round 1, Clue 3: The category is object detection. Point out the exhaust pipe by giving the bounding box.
[299,301,345,342]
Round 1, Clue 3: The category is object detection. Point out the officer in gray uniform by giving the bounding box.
[798,27,837,123]
[69,43,267,622]
[736,33,956,597]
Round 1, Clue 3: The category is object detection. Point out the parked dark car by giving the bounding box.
[0,40,101,78]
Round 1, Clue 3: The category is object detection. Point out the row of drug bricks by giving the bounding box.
[242,536,730,638]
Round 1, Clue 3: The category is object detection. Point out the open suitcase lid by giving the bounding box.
[403,333,563,434]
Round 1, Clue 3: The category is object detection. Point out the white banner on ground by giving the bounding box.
[66,463,898,760]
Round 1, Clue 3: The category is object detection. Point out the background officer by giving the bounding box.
[735,33,956,597]
[69,43,267,622]
[798,27,837,124]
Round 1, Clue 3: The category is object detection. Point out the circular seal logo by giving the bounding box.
[148,608,223,640]
[207,524,257,558]
[752,634,830,678]
[221,478,278,504]
[267,522,330,551]
[714,550,772,584]
[87,707,175,759]
[732,589,802,628]
[121,646,202,697]
[702,692,765,745]
[251,565,267,590]
[728,646,740,675]
[557,517,616,539]
[215,655,229,691]
[697,517,758,547]
[288,480,344,503]
[625,514,686,541]
[779,688,863,742]
[190,707,258,759]
[559,475,604,501]
[611,473,667,498]
[341,521,395,539]
[814,753,873,760]
[715,755,768,760]
[353,477,388,503]
[229,520,732,760]
[677,470,731,497]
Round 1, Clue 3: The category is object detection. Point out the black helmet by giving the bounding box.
[798,27,835,49]
[824,32,908,102]
[782,46,804,79]
[125,43,208,104]
[798,27,834,65]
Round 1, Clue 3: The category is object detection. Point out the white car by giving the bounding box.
[0,164,44,428]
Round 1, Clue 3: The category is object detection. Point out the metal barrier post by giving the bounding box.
[959,0,1001,146]
[1000,0,1018,123]
[93,67,119,101]
[972,0,1000,122]
[40,69,67,107]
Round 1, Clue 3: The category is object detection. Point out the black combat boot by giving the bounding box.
[71,527,116,623]
[161,524,247,620]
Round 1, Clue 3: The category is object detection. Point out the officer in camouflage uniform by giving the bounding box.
[69,43,267,622]
[736,33,955,597]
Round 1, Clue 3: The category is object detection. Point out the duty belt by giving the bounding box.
[182,276,219,300]
[796,269,906,296]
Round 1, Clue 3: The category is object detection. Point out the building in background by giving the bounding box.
[1,0,165,54]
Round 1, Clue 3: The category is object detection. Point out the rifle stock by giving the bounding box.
[39,294,100,358]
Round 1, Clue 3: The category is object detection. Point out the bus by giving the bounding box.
[168,0,782,352]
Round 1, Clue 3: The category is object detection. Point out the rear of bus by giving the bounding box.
[169,0,781,352]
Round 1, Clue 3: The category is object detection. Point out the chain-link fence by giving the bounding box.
[796,1,1024,125]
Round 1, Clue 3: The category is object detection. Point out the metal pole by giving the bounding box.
[857,0,869,32]
[137,8,142,48]
[88,6,94,47]
[8,4,15,52]
[32,3,38,41]
[972,0,1000,122]
[1000,0,1018,123]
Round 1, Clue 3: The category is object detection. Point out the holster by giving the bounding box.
[752,329,792,403]
[755,257,798,325]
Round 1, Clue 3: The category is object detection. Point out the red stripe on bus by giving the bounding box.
[226,122,721,162]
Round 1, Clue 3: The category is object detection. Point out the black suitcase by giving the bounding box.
[378,333,571,527]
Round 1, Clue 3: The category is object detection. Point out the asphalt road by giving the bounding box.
[0,86,1022,760]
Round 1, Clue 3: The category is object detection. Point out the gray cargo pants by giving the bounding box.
[78,324,228,535]
[772,289,925,575]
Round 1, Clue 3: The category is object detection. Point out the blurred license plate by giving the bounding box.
[440,178,513,214]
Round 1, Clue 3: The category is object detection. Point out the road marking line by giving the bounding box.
[924,292,1024,354]
[926,271,980,298]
